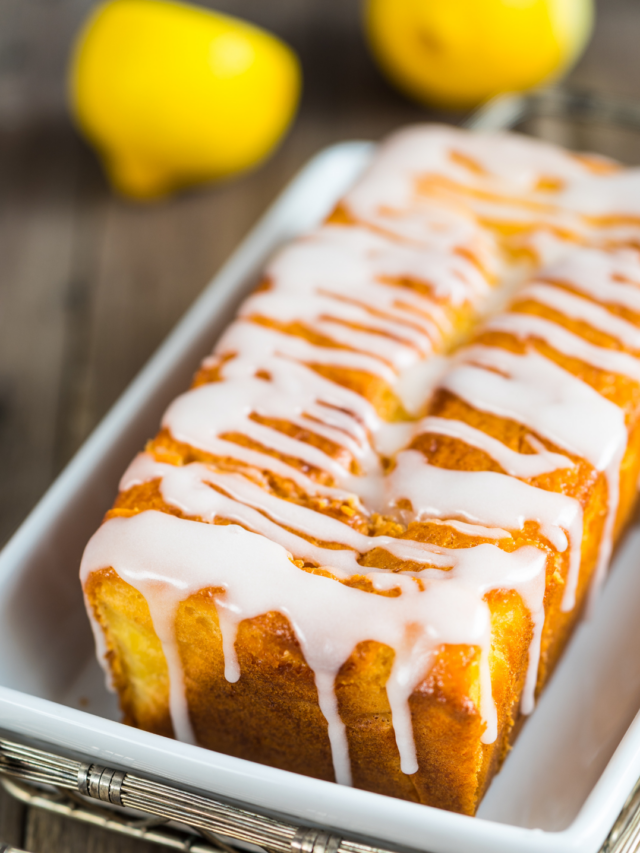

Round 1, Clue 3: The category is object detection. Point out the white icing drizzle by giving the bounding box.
[558,171,640,219]
[172,313,450,509]
[262,222,489,306]
[84,127,640,792]
[524,231,576,267]
[342,125,640,257]
[344,166,500,271]
[120,453,506,574]
[443,346,627,475]
[163,368,385,506]
[160,208,497,510]
[486,311,640,383]
[393,355,450,418]
[426,517,512,540]
[541,248,640,315]
[342,125,593,256]
[81,512,547,779]
[218,319,398,384]
[388,451,580,556]
[487,299,640,604]
[415,416,575,479]
[387,450,582,616]
[518,283,640,351]
[441,345,628,608]
[232,221,496,382]
[118,448,553,728]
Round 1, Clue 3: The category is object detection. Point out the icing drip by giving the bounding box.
[164,366,385,506]
[342,125,596,254]
[161,202,500,512]
[442,346,628,474]
[341,125,640,256]
[84,126,640,790]
[121,454,510,573]
[415,416,575,479]
[388,450,581,556]
[261,222,489,304]
[558,172,640,219]
[150,597,197,744]
[393,356,450,418]
[541,248,640,315]
[518,283,640,351]
[427,518,512,540]
[218,319,398,384]
[81,512,547,779]
[486,311,640,383]
[440,345,628,609]
[508,270,640,605]
[387,450,582,615]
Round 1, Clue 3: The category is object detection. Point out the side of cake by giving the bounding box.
[81,125,640,815]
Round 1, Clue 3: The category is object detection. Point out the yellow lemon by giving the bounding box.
[364,0,594,110]
[69,0,301,199]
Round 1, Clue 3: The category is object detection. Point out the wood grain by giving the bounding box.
[0,0,639,849]
[0,782,23,849]
[23,807,175,853]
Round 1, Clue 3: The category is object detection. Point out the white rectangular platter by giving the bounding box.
[2,139,640,853]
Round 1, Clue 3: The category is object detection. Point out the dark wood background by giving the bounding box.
[0,0,639,849]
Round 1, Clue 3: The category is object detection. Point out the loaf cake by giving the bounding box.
[80,125,640,816]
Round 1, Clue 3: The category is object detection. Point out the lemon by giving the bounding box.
[364,0,594,110]
[69,0,301,199]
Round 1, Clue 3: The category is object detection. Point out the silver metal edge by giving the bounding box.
[464,86,640,133]
[0,736,404,853]
[0,775,222,852]
[1,732,639,853]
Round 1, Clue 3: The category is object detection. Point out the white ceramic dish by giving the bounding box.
[2,139,640,853]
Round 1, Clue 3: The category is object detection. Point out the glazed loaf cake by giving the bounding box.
[81,125,640,816]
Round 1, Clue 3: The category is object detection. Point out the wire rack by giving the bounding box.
[464,86,640,132]
[0,736,400,853]
[4,87,640,853]
[1,731,640,853]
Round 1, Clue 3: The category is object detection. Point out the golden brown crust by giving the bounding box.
[82,132,640,817]
[89,318,640,815]
[85,557,536,812]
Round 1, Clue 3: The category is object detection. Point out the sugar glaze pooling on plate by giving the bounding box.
[81,125,640,787]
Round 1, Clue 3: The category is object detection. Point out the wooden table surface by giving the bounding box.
[1,0,640,849]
